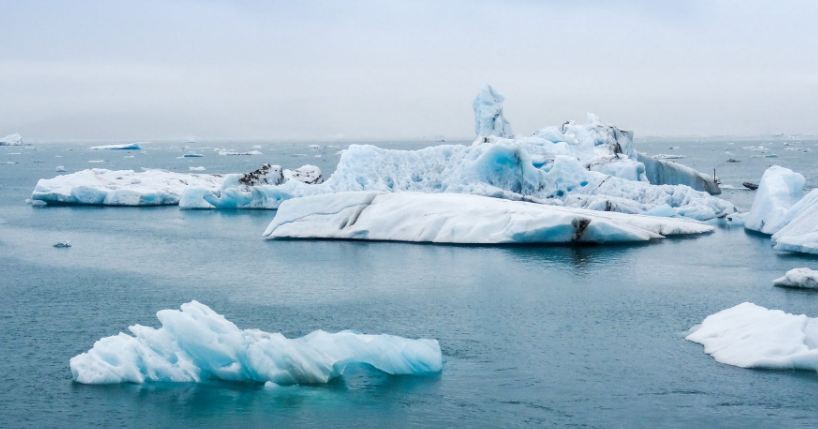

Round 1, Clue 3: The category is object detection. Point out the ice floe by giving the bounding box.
[651,154,686,160]
[70,301,442,384]
[218,150,263,156]
[687,303,818,373]
[774,268,818,289]
[90,143,142,150]
[263,192,714,244]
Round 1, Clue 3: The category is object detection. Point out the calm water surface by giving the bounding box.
[1,138,817,428]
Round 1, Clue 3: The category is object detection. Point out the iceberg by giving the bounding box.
[183,153,204,158]
[32,168,223,206]
[771,189,818,254]
[90,143,142,150]
[636,153,721,195]
[70,301,442,385]
[745,166,805,234]
[473,84,514,138]
[218,150,263,156]
[774,268,818,289]
[686,303,818,373]
[0,133,23,146]
[263,192,714,244]
[189,166,206,171]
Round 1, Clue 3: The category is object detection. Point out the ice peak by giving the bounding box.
[473,84,514,139]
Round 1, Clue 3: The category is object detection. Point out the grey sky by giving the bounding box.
[1,0,817,141]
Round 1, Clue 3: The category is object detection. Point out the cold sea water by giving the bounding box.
[1,138,818,428]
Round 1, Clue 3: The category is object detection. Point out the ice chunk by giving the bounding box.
[637,153,721,195]
[90,143,142,150]
[263,192,714,244]
[55,166,66,172]
[0,133,23,146]
[686,303,818,372]
[773,268,818,289]
[188,166,206,171]
[745,166,805,234]
[771,189,818,254]
[53,241,71,248]
[473,84,514,138]
[651,154,686,160]
[31,168,223,206]
[70,301,442,384]
[183,153,204,158]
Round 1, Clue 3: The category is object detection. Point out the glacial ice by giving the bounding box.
[744,166,805,234]
[473,84,514,138]
[0,133,23,146]
[189,166,206,171]
[263,192,714,244]
[90,143,142,150]
[774,268,818,289]
[637,153,721,195]
[771,189,818,254]
[31,168,223,206]
[687,303,818,373]
[70,301,442,384]
[218,150,263,156]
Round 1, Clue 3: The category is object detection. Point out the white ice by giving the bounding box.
[263,192,714,244]
[636,153,721,194]
[90,143,142,150]
[218,150,263,156]
[771,189,818,254]
[651,154,686,160]
[744,166,805,234]
[0,133,23,146]
[70,301,442,384]
[774,268,818,289]
[687,303,818,372]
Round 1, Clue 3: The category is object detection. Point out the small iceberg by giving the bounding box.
[651,154,686,160]
[774,268,818,289]
[55,166,66,172]
[687,303,818,373]
[90,143,142,150]
[188,166,206,171]
[70,301,443,384]
[218,150,263,156]
[182,153,204,158]
[53,241,71,248]
[0,133,23,146]
[263,192,714,244]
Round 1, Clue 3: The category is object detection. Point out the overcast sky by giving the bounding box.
[2,0,817,141]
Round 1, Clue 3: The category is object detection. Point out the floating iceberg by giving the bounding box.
[90,143,142,150]
[651,154,686,160]
[473,84,514,138]
[744,166,805,234]
[636,153,720,194]
[771,189,818,254]
[774,268,818,289]
[31,168,223,206]
[189,166,206,171]
[686,303,818,373]
[263,192,714,244]
[183,153,204,158]
[218,150,263,156]
[0,133,23,146]
[55,166,66,172]
[70,301,442,385]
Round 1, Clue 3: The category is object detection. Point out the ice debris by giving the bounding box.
[70,301,442,384]
[53,241,71,248]
[90,143,142,150]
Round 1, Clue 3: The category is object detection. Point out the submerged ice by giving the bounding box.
[70,301,442,385]
[687,303,818,373]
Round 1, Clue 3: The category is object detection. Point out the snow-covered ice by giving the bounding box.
[745,166,805,234]
[0,133,23,146]
[687,303,818,373]
[473,84,514,139]
[31,168,223,206]
[90,143,142,150]
[263,192,714,244]
[774,268,818,289]
[70,301,442,384]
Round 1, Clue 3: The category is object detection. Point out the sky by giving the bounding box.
[1,0,817,141]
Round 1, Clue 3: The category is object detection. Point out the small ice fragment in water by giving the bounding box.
[53,241,71,248]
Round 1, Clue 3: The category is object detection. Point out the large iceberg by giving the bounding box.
[745,166,805,234]
[90,143,142,150]
[771,189,818,254]
[637,153,721,195]
[473,84,514,139]
[687,303,818,373]
[774,268,818,289]
[31,164,321,206]
[70,301,443,384]
[0,133,23,146]
[263,192,714,244]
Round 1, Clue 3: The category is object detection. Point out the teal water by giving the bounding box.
[1,139,818,428]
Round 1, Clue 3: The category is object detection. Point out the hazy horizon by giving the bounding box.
[2,0,817,141]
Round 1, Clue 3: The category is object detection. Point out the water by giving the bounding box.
[1,138,818,428]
